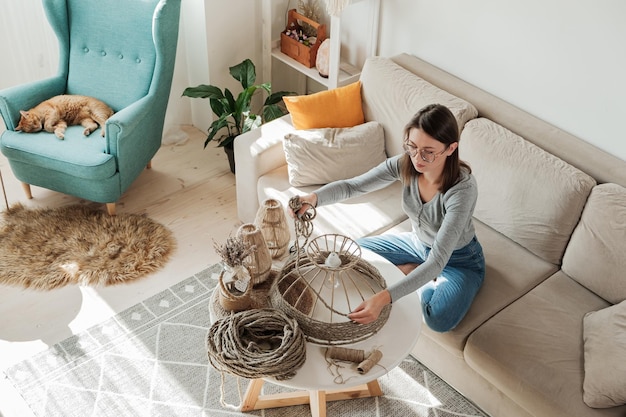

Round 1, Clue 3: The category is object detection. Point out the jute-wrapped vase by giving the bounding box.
[237,223,272,285]
[218,265,252,312]
[254,199,291,259]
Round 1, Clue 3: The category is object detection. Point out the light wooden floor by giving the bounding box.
[0,125,243,417]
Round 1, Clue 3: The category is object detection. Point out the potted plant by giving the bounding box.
[182,59,294,173]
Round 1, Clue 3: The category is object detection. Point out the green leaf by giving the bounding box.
[229,59,256,89]
[224,89,236,111]
[264,90,295,106]
[262,104,287,122]
[182,84,224,99]
[209,98,229,119]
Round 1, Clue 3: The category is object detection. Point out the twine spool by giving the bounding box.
[206,308,307,381]
[237,223,272,285]
[218,266,252,312]
[254,199,291,259]
[357,349,383,374]
[326,346,365,363]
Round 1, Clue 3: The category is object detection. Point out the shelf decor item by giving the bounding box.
[270,196,391,345]
[254,198,291,259]
[237,223,273,285]
[281,9,327,68]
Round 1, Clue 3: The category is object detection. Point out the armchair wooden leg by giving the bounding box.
[22,183,33,199]
[106,203,116,216]
[147,160,152,169]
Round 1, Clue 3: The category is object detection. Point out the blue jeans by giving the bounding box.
[357,233,485,332]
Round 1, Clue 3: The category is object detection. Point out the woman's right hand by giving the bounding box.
[289,193,318,218]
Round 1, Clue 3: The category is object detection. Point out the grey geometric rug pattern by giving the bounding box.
[4,264,488,417]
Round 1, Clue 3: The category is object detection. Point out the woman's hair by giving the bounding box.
[400,103,471,192]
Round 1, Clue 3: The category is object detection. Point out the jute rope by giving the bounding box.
[206,308,307,380]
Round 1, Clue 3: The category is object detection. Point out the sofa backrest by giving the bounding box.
[359,57,477,157]
[460,118,596,265]
[390,53,626,188]
[561,183,626,303]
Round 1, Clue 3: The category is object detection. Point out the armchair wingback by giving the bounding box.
[0,0,181,214]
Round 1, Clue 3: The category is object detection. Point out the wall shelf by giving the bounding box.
[262,0,380,90]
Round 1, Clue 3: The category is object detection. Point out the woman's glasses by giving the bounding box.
[403,141,448,163]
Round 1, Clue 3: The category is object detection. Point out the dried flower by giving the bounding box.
[298,0,321,38]
[213,235,256,268]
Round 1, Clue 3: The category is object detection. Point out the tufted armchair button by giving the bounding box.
[118,54,123,59]
[136,58,141,63]
[83,47,89,53]
[101,51,106,56]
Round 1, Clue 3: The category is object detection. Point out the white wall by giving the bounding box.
[373,0,626,161]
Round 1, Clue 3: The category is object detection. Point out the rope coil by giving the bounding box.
[206,308,307,381]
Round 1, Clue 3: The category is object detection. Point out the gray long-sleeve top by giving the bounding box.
[314,155,478,303]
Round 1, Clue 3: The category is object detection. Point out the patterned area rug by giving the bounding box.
[4,264,488,417]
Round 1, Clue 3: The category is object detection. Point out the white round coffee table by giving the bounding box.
[241,248,422,417]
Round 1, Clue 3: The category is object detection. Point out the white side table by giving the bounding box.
[241,249,422,417]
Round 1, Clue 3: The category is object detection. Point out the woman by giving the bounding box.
[292,103,485,332]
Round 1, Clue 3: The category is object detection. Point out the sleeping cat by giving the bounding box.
[16,94,114,139]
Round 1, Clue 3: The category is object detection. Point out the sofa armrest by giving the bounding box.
[235,114,295,223]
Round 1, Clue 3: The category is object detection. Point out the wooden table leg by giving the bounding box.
[309,390,327,417]
[241,378,265,411]
[240,378,383,415]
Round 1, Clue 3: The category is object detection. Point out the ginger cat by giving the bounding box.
[16,95,114,140]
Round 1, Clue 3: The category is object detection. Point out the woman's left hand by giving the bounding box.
[348,290,391,324]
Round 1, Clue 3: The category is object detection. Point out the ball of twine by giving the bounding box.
[206,308,307,381]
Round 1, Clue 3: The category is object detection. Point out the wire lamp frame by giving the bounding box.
[270,196,391,345]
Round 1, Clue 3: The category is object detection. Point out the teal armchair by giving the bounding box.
[0,0,181,215]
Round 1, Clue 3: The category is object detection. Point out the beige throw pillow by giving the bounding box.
[582,300,626,408]
[283,121,385,186]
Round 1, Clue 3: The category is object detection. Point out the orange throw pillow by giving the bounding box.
[283,81,365,130]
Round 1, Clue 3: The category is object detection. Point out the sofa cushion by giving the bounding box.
[282,81,365,130]
[283,121,386,186]
[562,183,626,303]
[459,118,596,265]
[257,164,406,239]
[417,218,558,356]
[359,56,478,157]
[582,300,626,408]
[465,272,626,417]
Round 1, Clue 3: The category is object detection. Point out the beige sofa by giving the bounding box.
[234,54,626,417]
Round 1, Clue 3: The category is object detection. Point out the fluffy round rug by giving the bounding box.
[0,204,176,290]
